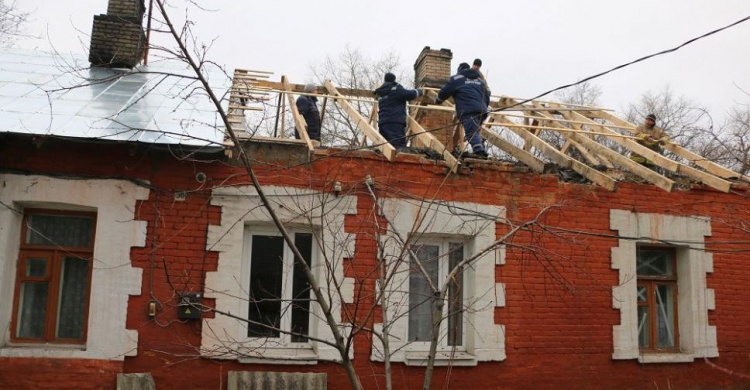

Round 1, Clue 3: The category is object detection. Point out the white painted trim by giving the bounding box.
[0,174,147,361]
[610,209,718,362]
[371,199,506,365]
[202,185,356,364]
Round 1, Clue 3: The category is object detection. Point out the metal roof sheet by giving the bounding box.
[0,48,229,146]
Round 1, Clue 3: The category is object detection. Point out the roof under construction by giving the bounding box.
[226,69,749,194]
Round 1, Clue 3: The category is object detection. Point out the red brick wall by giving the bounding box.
[1,136,749,389]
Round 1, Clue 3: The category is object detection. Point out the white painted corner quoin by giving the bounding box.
[610,209,717,363]
[372,199,506,366]
[203,185,356,364]
[0,174,147,360]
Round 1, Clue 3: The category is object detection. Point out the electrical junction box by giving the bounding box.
[177,292,202,320]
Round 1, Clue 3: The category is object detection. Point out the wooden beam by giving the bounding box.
[407,115,461,173]
[482,118,545,173]
[527,102,613,168]
[325,80,396,160]
[561,109,732,192]
[587,110,749,182]
[282,76,314,151]
[490,112,617,191]
[530,110,674,192]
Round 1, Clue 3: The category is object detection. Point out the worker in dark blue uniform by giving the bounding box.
[295,84,321,142]
[435,63,490,157]
[374,72,423,149]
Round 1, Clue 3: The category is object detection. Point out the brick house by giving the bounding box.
[0,1,749,389]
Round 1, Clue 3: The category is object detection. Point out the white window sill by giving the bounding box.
[404,351,477,367]
[237,347,319,365]
[638,353,694,364]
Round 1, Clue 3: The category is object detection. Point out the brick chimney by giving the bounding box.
[413,47,456,149]
[89,0,147,68]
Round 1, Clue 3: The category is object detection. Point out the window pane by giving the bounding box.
[637,305,650,348]
[447,243,463,347]
[408,245,439,342]
[56,257,90,340]
[637,286,647,302]
[247,235,284,338]
[16,282,49,339]
[290,233,313,343]
[26,258,48,277]
[26,214,93,248]
[636,249,674,277]
[656,284,676,348]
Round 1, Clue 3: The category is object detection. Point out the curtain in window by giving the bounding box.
[56,257,90,340]
[27,215,93,247]
[17,282,49,338]
[408,245,439,342]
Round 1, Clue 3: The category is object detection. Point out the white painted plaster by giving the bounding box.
[610,209,717,362]
[202,185,356,364]
[0,174,147,360]
[371,199,506,366]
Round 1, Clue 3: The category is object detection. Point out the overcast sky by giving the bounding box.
[17,0,750,122]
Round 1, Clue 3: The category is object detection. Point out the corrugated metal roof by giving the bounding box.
[0,48,229,146]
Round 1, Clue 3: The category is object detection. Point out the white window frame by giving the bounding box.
[202,185,356,365]
[0,174,146,361]
[372,199,506,366]
[405,239,468,352]
[239,228,317,349]
[610,209,718,364]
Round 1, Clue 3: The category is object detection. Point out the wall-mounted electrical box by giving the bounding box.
[177,292,202,320]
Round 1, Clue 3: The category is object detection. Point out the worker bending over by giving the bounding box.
[630,113,669,167]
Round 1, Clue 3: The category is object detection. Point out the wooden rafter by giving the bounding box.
[587,110,749,182]
[482,117,545,173]
[489,112,617,191]
[281,76,315,151]
[407,115,461,173]
[558,108,732,192]
[324,80,396,160]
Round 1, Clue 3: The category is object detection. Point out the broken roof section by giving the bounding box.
[228,69,748,193]
[0,48,229,147]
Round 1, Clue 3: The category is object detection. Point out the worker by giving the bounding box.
[435,63,490,158]
[471,58,491,96]
[295,84,321,142]
[630,113,669,167]
[374,72,423,149]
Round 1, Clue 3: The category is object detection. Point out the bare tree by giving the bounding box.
[555,80,602,107]
[0,0,30,47]
[307,46,412,146]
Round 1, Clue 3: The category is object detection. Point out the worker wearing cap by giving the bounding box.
[374,72,423,149]
[435,63,490,157]
[295,84,322,142]
[630,113,669,166]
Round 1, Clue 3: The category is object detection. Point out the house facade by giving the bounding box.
[0,2,749,389]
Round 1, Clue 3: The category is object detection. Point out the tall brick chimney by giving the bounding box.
[413,46,452,88]
[413,47,456,149]
[89,0,147,68]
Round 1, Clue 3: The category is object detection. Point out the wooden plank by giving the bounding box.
[527,102,611,167]
[408,115,460,173]
[424,89,466,152]
[282,76,315,151]
[531,111,674,192]
[561,109,732,192]
[324,80,396,160]
[490,113,617,191]
[587,110,749,181]
[482,118,545,173]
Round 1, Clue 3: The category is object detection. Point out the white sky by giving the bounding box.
[16,0,750,122]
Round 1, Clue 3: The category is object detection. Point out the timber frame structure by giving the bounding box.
[227,69,747,193]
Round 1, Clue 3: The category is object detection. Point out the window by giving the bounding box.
[636,247,678,352]
[246,231,313,344]
[408,242,464,347]
[11,209,96,344]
